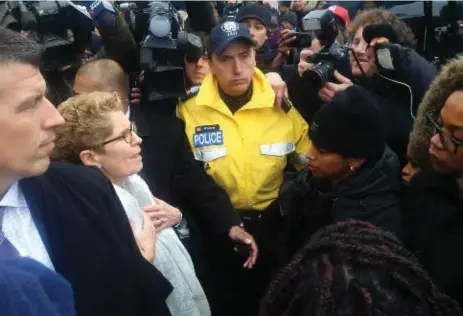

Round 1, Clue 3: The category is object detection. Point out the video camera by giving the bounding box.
[301,9,349,87]
[119,1,203,101]
[1,1,94,71]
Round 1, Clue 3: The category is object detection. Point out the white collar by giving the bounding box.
[0,182,27,208]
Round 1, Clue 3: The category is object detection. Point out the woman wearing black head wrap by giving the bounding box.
[279,85,403,263]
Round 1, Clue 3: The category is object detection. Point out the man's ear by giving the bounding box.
[79,149,101,168]
[208,56,216,76]
[251,49,257,68]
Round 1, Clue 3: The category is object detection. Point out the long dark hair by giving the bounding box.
[261,221,460,316]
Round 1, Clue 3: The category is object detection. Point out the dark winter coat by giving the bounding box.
[401,169,463,307]
[279,147,403,263]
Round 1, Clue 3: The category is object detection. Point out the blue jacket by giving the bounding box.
[0,258,75,316]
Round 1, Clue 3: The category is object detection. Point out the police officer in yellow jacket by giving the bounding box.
[177,21,309,316]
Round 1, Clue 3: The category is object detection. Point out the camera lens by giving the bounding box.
[303,60,335,88]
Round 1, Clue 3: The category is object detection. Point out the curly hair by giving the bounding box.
[347,9,417,48]
[51,92,123,164]
[260,221,460,316]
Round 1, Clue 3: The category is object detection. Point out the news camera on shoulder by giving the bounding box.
[0,1,95,71]
[118,1,206,102]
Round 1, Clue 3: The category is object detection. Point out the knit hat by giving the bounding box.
[279,11,298,28]
[309,85,386,158]
[236,4,271,29]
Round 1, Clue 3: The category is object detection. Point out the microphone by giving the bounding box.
[362,24,398,45]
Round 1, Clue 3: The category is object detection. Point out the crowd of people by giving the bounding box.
[1,1,463,316]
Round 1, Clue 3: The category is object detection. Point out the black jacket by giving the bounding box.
[19,163,172,316]
[401,169,463,307]
[256,43,278,74]
[131,106,241,238]
[280,147,403,263]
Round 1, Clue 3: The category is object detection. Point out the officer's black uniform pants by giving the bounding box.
[197,201,285,316]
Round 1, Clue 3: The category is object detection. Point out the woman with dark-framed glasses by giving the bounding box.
[402,56,463,308]
[50,92,210,316]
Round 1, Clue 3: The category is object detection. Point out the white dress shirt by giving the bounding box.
[0,182,54,270]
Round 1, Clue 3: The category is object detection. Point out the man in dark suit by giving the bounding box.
[0,27,172,316]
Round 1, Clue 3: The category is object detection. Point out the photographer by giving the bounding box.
[272,5,350,84]
[293,9,437,167]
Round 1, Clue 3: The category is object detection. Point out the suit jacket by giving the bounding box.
[19,163,172,316]
[132,105,241,237]
[0,258,75,316]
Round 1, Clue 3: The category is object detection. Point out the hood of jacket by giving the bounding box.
[328,146,400,201]
[317,147,402,234]
[408,56,463,169]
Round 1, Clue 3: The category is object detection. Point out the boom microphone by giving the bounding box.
[362,24,398,45]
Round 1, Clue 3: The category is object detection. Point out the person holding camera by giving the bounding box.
[292,9,437,167]
[177,21,309,316]
[279,85,403,265]
[272,5,350,96]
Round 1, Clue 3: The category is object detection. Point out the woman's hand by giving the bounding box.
[142,197,182,232]
[131,212,156,263]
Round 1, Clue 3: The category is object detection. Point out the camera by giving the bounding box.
[120,1,203,101]
[301,9,349,87]
[2,1,94,71]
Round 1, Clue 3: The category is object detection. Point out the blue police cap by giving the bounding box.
[208,21,255,55]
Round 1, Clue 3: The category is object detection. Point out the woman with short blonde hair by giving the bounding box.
[52,91,210,316]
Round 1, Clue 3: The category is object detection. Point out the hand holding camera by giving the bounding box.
[298,48,316,76]
[318,71,353,102]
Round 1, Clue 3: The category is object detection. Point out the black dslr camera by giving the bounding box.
[120,1,203,101]
[2,1,94,71]
[301,9,349,88]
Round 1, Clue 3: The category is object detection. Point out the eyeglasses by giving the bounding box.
[101,122,137,147]
[426,112,463,154]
